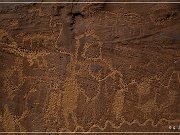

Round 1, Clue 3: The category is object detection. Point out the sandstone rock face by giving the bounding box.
[0,1,180,133]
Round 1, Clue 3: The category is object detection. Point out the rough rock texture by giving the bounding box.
[0,1,180,133]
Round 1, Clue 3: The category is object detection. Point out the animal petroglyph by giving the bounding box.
[1,45,50,67]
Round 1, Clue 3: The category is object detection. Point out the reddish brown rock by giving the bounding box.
[0,1,180,133]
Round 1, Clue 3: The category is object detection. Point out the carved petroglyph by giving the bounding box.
[0,29,17,47]
[75,29,102,60]
[61,35,81,130]
[112,90,125,120]
[149,4,178,26]
[0,30,52,68]
[88,59,122,82]
[82,41,102,60]
[62,67,80,130]
[2,105,16,132]
[49,16,64,48]
[121,12,145,37]
[135,98,157,119]
[22,33,53,48]
[95,11,118,27]
[158,71,179,112]
[28,7,46,17]
[168,90,177,105]
[9,19,19,27]
[137,77,151,106]
[1,105,27,132]
[0,3,179,133]
[2,45,50,67]
[44,91,62,129]
[2,58,24,99]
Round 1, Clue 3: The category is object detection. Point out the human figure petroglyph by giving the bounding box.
[61,47,101,131]
[75,28,124,102]
[75,26,127,118]
[74,31,129,131]
[60,27,125,131]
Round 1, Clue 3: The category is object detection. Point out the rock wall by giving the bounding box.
[0,1,180,133]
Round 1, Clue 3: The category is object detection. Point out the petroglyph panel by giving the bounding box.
[0,1,180,133]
